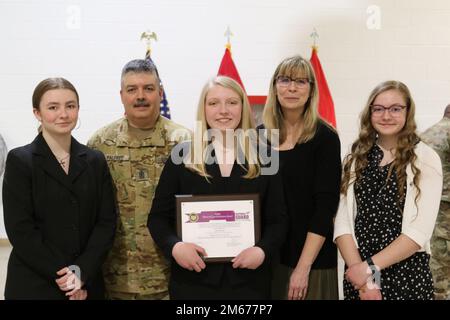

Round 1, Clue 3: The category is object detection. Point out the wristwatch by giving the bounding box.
[366,256,376,274]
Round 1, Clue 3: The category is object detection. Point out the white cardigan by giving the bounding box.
[334,141,443,254]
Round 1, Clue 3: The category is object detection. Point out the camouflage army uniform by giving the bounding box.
[421,117,450,300]
[88,116,190,299]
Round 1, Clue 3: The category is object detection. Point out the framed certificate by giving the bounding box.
[176,193,261,263]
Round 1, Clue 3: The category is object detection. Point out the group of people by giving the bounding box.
[1,55,448,300]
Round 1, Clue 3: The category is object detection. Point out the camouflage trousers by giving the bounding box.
[430,202,450,300]
[107,291,169,300]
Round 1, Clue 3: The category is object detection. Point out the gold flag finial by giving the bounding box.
[310,28,319,51]
[140,31,158,57]
[224,26,233,51]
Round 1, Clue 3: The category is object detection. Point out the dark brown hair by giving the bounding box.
[32,77,79,110]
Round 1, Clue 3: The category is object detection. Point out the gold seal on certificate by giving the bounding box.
[176,194,261,262]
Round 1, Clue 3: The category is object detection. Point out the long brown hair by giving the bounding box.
[341,80,421,206]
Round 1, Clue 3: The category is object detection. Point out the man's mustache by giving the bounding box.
[134,100,150,107]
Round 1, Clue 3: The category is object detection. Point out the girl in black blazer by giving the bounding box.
[2,78,116,300]
[148,76,287,300]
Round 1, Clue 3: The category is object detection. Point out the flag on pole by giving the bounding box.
[217,44,266,105]
[216,29,266,125]
[216,28,268,127]
[141,31,171,119]
[217,46,246,91]
[310,47,336,128]
[217,45,267,125]
[145,54,171,119]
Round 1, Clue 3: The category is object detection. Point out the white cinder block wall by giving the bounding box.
[1,0,449,238]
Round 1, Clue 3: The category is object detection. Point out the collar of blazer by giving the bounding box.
[31,133,89,191]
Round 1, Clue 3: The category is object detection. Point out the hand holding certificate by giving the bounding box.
[231,246,266,269]
[176,194,261,262]
[171,242,207,272]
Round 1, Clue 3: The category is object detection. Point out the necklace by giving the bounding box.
[57,154,70,167]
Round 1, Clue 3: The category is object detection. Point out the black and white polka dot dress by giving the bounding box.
[343,144,434,300]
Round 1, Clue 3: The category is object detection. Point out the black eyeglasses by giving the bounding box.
[276,76,312,89]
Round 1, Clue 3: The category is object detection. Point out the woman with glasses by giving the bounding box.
[262,55,342,300]
[334,80,442,300]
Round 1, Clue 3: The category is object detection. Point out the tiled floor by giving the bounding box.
[0,243,11,300]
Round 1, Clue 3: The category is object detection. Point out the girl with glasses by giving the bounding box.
[334,80,443,300]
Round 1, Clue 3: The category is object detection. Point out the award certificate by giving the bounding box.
[176,194,260,262]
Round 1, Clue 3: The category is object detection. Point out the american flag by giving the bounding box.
[145,54,171,119]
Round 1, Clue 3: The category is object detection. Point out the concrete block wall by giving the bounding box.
[1,0,449,237]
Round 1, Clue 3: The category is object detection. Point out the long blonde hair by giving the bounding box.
[263,55,323,144]
[184,76,260,179]
[341,80,421,206]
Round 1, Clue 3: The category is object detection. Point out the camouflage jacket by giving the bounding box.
[87,116,190,294]
[421,118,450,203]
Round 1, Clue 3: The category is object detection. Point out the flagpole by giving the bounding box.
[309,28,337,128]
[140,30,158,58]
[140,31,171,119]
[224,26,233,52]
[310,27,319,52]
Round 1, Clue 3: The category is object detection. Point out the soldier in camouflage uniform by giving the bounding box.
[421,105,450,300]
[87,59,190,299]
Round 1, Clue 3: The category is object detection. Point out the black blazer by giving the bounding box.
[258,121,342,269]
[148,146,287,292]
[2,133,116,299]
[278,121,341,269]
